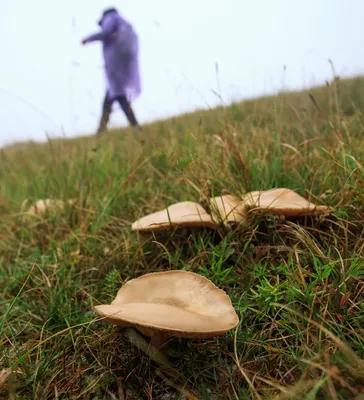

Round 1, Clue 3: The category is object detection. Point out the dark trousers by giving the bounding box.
[97,92,139,134]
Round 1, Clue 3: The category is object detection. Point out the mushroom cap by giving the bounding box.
[131,201,218,232]
[24,199,73,216]
[242,188,329,216]
[94,270,239,338]
[209,195,246,223]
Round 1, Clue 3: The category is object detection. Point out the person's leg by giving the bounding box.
[97,91,113,135]
[116,95,141,130]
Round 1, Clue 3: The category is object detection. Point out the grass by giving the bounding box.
[1,75,364,399]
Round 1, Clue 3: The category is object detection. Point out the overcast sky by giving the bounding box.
[0,0,363,147]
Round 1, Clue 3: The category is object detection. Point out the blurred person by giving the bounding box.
[82,7,142,135]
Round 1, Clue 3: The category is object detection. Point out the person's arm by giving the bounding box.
[82,15,118,44]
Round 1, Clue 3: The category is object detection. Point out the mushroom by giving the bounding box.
[94,270,239,349]
[209,195,246,224]
[242,188,329,216]
[22,199,75,216]
[131,201,218,232]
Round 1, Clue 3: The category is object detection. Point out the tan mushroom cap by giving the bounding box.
[131,201,218,232]
[209,195,246,223]
[23,199,75,216]
[242,188,329,216]
[94,270,239,341]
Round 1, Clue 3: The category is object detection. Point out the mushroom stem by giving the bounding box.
[124,328,170,366]
[150,332,169,350]
[124,329,198,400]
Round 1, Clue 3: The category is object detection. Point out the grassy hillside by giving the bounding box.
[1,76,364,399]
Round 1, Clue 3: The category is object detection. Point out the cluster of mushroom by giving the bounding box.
[131,188,330,233]
[22,189,329,349]
[95,188,329,349]
[21,198,75,216]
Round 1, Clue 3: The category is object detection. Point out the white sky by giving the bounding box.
[0,0,363,147]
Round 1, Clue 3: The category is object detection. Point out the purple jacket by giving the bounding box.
[85,10,141,102]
